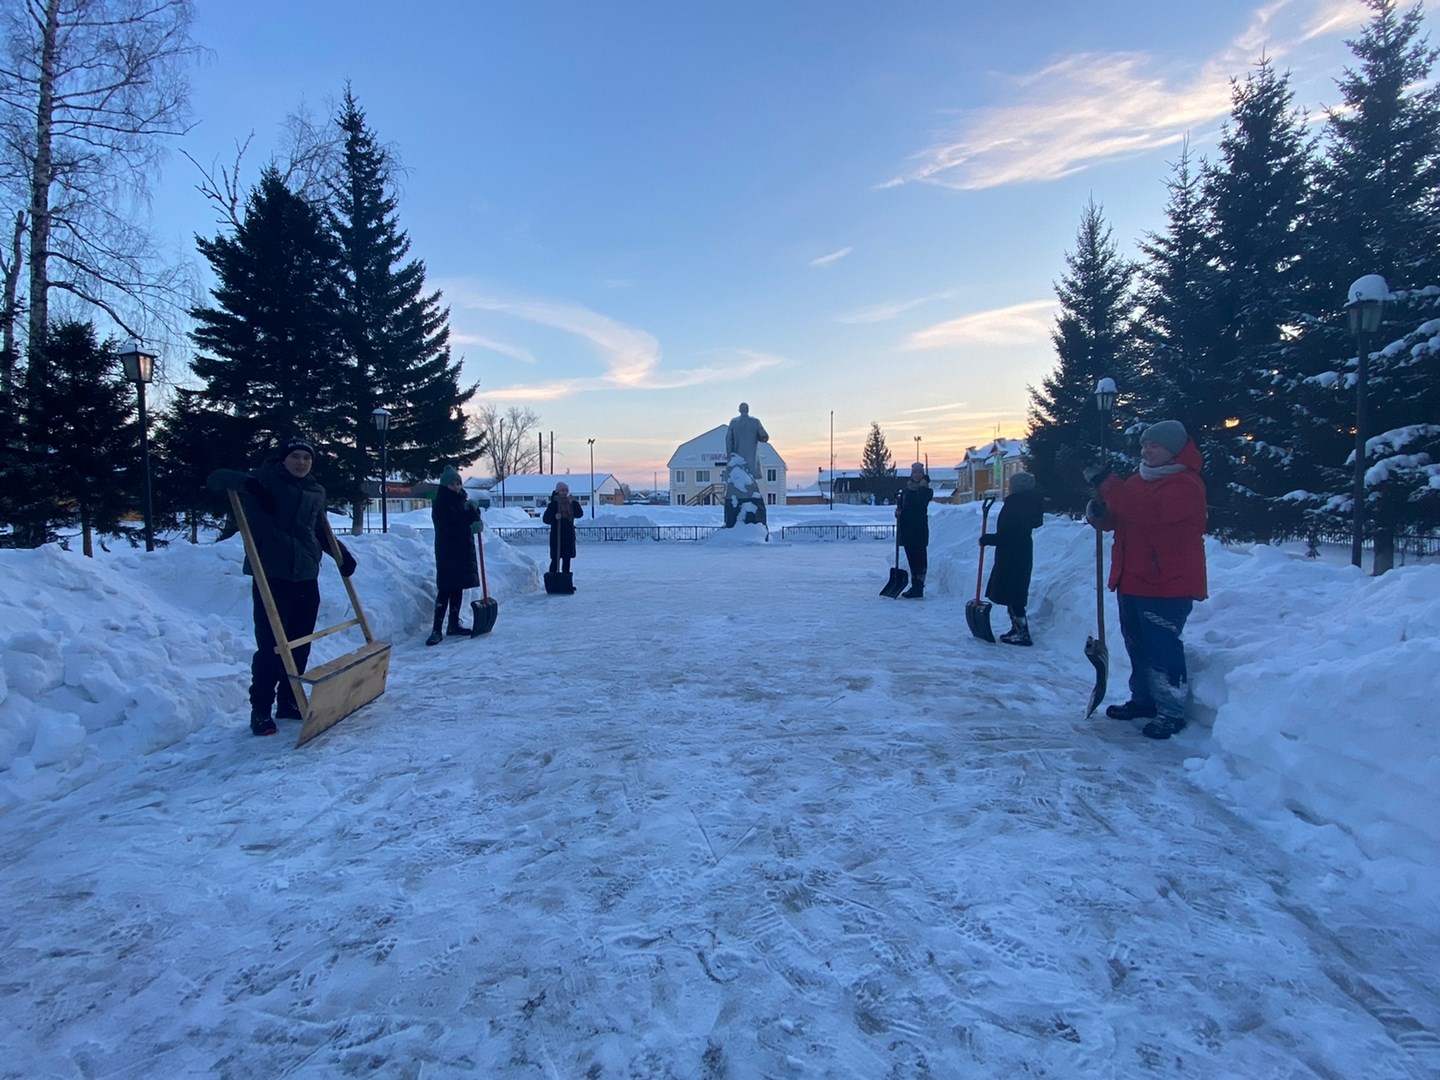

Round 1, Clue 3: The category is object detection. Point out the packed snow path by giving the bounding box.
[3,540,1438,1078]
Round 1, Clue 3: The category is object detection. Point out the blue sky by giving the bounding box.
[150,0,1388,487]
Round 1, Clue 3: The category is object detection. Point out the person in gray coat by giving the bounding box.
[208,437,356,736]
[428,465,481,644]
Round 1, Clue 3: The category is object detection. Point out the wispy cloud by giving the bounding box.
[448,284,783,400]
[451,333,538,365]
[882,0,1367,191]
[836,295,935,324]
[809,246,854,267]
[904,299,1056,350]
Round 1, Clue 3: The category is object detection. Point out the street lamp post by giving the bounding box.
[1346,274,1388,570]
[1094,377,1117,461]
[372,407,391,533]
[118,342,157,552]
[587,438,595,513]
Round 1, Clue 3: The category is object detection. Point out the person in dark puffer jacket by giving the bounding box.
[1084,420,1207,740]
[895,462,933,598]
[980,471,1044,645]
[428,465,481,644]
[208,437,357,737]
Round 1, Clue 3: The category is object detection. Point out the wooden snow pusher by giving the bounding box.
[228,490,390,747]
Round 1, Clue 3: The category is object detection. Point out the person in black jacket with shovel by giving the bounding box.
[428,465,482,644]
[543,482,584,593]
[979,472,1044,644]
[207,438,357,737]
[895,462,933,598]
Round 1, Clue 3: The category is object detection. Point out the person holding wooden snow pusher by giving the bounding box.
[208,437,357,737]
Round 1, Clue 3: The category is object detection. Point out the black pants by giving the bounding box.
[250,578,320,714]
[903,544,927,580]
[547,556,572,574]
[436,586,464,622]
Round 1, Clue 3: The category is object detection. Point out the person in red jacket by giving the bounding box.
[1084,420,1207,739]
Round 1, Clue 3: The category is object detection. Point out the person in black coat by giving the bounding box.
[894,462,933,598]
[542,481,584,590]
[979,471,1044,645]
[428,465,482,645]
[207,437,357,736]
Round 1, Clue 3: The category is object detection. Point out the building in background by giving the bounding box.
[955,438,1028,502]
[668,427,787,507]
[465,473,623,514]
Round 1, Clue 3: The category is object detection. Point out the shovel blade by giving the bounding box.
[1084,635,1108,717]
[880,567,909,598]
[965,599,995,642]
[470,598,499,636]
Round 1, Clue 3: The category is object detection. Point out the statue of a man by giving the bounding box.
[725,402,769,479]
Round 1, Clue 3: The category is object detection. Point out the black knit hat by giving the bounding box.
[280,437,316,459]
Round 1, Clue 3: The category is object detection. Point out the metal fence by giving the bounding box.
[489,525,725,543]
[777,524,897,542]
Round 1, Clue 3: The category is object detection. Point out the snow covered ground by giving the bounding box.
[2,502,1438,1077]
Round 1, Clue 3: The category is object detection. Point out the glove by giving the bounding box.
[338,543,358,578]
[1084,499,1107,526]
[978,534,996,547]
[470,521,482,535]
[1081,463,1110,487]
[244,477,277,514]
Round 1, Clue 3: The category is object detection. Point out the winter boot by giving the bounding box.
[446,616,470,637]
[275,697,303,721]
[999,616,1032,646]
[250,709,277,737]
[426,604,445,646]
[1142,716,1187,740]
[901,573,925,599]
[561,571,576,594]
[1105,700,1157,721]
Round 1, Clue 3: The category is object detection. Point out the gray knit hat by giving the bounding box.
[1009,472,1036,492]
[439,465,462,486]
[1141,420,1188,454]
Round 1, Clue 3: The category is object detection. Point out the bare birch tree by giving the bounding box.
[0,0,202,375]
[475,404,541,482]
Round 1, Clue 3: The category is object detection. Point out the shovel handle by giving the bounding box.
[476,527,491,601]
[974,497,995,603]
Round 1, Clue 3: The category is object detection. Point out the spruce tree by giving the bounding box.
[1202,58,1316,539]
[9,322,140,554]
[858,421,897,502]
[1289,0,1440,565]
[1026,198,1141,515]
[330,87,482,526]
[1137,140,1227,428]
[190,167,352,481]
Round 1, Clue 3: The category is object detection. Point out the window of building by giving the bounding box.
[695,469,711,483]
[674,470,685,484]
[766,469,777,483]
[767,493,776,505]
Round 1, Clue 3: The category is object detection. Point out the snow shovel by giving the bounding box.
[470,528,499,636]
[1084,521,1108,718]
[965,497,997,642]
[880,522,908,598]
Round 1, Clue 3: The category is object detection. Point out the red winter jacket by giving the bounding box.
[1096,440,1208,600]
